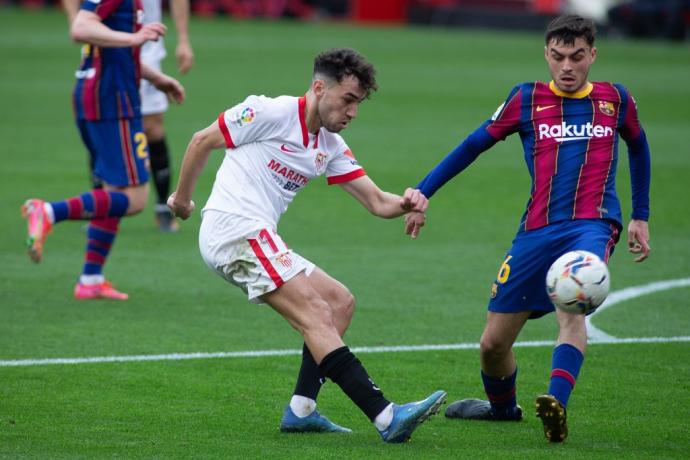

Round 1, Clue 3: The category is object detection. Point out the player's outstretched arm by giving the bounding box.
[71,11,167,48]
[170,0,194,74]
[339,176,427,218]
[141,63,185,105]
[168,121,226,220]
[627,219,650,262]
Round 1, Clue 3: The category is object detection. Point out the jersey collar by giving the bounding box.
[298,95,309,148]
[298,95,319,149]
[549,80,593,99]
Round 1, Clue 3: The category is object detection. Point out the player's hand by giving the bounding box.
[627,219,650,262]
[404,212,426,239]
[400,188,428,213]
[152,74,185,105]
[131,22,167,47]
[167,192,195,220]
[176,41,194,74]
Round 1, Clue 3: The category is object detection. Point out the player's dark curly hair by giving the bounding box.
[545,14,596,47]
[313,48,378,98]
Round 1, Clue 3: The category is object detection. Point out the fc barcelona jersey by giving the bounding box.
[486,81,642,231]
[73,0,144,121]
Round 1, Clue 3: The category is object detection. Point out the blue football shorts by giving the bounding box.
[487,219,620,319]
[77,117,150,187]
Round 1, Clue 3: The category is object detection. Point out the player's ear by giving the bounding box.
[590,46,597,63]
[312,78,326,98]
[544,45,549,61]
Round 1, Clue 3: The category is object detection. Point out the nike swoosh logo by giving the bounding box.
[280,144,297,153]
[536,105,557,112]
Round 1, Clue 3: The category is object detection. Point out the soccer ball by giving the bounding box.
[545,250,610,314]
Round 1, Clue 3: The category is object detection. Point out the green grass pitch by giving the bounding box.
[1,8,689,459]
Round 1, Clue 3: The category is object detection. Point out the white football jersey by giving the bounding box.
[140,0,166,62]
[202,95,366,238]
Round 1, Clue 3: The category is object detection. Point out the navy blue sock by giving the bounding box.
[548,343,584,408]
[482,368,518,415]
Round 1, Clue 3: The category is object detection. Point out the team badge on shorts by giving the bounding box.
[490,283,498,299]
[275,253,293,268]
[598,101,615,116]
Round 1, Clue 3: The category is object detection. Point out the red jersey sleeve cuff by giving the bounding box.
[217,112,235,149]
[327,169,366,185]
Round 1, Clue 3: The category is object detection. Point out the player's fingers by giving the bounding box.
[628,238,643,252]
[635,240,650,262]
[404,217,414,235]
[149,22,167,34]
[175,83,186,103]
[405,189,427,213]
[415,196,428,213]
[178,55,193,74]
[166,193,177,210]
[412,220,425,239]
[181,200,195,221]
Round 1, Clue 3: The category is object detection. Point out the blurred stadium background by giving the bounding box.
[4,0,690,40]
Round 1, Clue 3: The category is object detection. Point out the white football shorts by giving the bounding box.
[199,210,315,303]
[139,42,168,116]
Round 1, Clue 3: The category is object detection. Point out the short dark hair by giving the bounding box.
[545,14,596,47]
[313,48,378,98]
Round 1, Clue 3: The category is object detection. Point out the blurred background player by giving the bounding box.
[63,0,194,232]
[22,0,185,299]
[167,48,445,443]
[408,14,651,442]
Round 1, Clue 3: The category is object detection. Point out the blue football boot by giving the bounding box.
[280,406,352,433]
[378,390,447,443]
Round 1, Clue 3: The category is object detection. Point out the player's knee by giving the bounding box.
[143,115,165,141]
[122,186,149,215]
[479,334,511,362]
[334,290,355,321]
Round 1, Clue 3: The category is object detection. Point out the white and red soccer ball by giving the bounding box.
[546,250,610,314]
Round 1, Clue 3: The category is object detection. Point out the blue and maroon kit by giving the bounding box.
[417,81,651,317]
[73,0,149,186]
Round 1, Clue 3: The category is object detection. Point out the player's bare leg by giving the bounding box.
[278,268,355,432]
[535,310,587,442]
[306,268,355,336]
[446,311,529,421]
[264,273,446,442]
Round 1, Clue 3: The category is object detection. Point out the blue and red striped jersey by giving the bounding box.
[487,81,642,231]
[417,80,650,232]
[73,0,143,121]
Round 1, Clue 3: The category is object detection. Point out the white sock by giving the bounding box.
[43,202,55,223]
[373,403,394,431]
[289,395,316,418]
[80,274,105,286]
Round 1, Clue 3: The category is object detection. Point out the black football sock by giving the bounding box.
[148,138,171,205]
[293,343,325,400]
[319,346,390,421]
